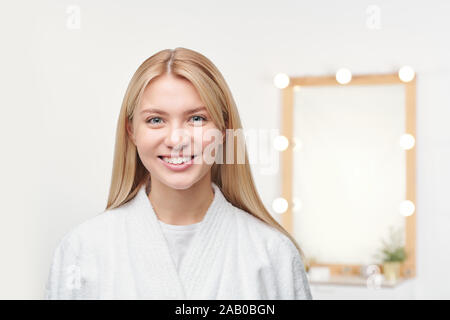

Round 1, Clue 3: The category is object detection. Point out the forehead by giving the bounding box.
[138,74,205,114]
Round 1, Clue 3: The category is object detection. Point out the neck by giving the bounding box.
[147,175,215,225]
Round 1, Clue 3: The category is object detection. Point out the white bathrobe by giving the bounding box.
[46,182,312,300]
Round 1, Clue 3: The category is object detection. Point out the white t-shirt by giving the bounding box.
[158,219,204,272]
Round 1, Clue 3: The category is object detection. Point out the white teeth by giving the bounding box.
[162,156,192,164]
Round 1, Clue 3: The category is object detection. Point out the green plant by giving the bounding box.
[373,226,407,263]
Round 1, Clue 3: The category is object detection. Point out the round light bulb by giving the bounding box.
[400,134,415,150]
[272,197,289,214]
[336,68,352,84]
[273,135,289,151]
[273,73,290,89]
[398,66,415,82]
[399,200,415,216]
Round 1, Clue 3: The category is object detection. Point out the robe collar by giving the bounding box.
[124,181,233,299]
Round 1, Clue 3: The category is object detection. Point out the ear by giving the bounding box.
[126,119,136,145]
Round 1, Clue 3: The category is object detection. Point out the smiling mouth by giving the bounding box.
[157,155,196,160]
[157,154,197,166]
[157,155,197,164]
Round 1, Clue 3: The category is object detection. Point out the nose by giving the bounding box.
[164,126,191,152]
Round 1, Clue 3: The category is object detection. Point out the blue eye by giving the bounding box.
[145,115,207,125]
[146,117,162,124]
[191,115,207,123]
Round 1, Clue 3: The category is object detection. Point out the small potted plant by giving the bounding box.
[373,226,407,282]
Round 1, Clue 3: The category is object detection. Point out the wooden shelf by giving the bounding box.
[308,274,408,288]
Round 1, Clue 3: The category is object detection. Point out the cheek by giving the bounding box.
[201,133,214,149]
[135,130,160,155]
[192,128,221,152]
[194,128,222,165]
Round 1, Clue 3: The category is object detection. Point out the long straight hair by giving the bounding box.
[105,47,307,263]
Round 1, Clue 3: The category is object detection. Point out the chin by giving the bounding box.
[160,177,197,191]
[149,166,211,191]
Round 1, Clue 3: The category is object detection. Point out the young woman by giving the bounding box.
[46,47,312,300]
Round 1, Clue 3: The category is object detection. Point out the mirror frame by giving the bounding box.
[280,73,416,279]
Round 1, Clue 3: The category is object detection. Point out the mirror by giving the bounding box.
[280,74,416,283]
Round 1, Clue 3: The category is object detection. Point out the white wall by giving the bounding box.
[0,0,449,299]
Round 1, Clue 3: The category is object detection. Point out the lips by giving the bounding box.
[157,154,196,172]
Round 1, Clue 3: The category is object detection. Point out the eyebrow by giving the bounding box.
[140,106,207,116]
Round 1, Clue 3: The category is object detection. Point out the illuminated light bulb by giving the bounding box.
[273,73,290,89]
[398,66,415,82]
[273,135,289,151]
[400,134,415,150]
[399,200,415,216]
[336,68,352,84]
[272,197,289,214]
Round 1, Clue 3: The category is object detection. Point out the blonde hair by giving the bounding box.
[105,47,307,263]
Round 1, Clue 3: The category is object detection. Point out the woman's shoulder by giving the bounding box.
[55,205,128,254]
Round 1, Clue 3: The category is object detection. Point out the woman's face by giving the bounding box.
[127,73,224,190]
